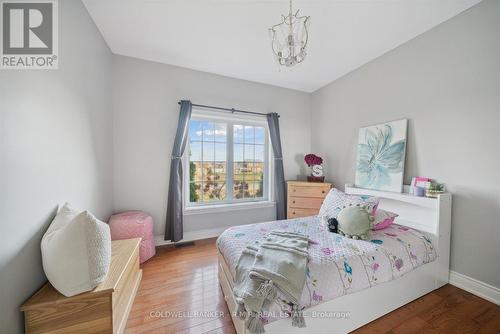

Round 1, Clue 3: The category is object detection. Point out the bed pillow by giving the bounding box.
[337,206,373,240]
[319,188,379,220]
[373,209,399,230]
[41,204,111,297]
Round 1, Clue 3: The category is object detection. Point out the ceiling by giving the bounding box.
[82,0,481,92]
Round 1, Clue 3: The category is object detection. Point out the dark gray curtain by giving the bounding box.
[267,113,286,220]
[165,100,192,242]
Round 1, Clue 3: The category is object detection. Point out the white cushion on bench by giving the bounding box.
[41,203,111,297]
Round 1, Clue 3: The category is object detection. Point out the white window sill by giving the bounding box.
[184,201,276,216]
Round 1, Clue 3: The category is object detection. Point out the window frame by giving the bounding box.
[183,108,272,210]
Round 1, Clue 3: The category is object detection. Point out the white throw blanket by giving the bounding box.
[232,231,310,333]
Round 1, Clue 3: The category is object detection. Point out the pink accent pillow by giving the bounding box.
[373,209,399,230]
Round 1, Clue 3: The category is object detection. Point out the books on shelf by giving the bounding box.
[410,177,431,196]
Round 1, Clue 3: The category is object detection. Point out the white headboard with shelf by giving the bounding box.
[345,184,451,234]
[345,184,452,282]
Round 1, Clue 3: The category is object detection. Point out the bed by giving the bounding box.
[217,184,452,334]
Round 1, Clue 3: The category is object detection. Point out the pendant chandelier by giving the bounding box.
[269,0,310,67]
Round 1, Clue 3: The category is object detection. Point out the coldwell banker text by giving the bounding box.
[1,0,58,69]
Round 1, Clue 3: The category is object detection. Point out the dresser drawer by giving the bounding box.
[288,196,324,209]
[288,184,330,198]
[286,181,332,219]
[288,208,319,219]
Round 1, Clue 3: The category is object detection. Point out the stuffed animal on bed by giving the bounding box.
[337,206,374,240]
[327,217,339,233]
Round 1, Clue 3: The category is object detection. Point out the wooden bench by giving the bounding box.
[21,238,143,334]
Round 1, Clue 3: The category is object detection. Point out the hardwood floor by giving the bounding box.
[125,239,500,334]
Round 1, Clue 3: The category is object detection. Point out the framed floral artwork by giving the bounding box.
[355,119,408,193]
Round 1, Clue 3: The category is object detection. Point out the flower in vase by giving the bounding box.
[304,154,323,167]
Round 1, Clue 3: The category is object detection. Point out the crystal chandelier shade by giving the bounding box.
[269,0,310,67]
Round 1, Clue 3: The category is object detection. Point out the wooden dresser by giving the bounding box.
[287,181,332,218]
[21,238,142,334]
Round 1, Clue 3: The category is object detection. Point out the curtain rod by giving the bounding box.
[178,101,279,118]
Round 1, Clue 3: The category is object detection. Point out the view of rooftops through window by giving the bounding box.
[188,119,266,204]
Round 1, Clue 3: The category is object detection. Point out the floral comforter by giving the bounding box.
[216,216,436,322]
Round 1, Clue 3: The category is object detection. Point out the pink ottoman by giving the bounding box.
[109,211,156,264]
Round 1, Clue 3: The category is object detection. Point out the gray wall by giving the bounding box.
[311,0,500,288]
[0,1,113,332]
[113,55,311,238]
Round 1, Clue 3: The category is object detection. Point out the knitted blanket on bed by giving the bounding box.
[233,231,310,334]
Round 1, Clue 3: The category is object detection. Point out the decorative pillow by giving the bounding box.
[41,203,111,297]
[337,206,374,240]
[319,188,379,220]
[373,209,399,230]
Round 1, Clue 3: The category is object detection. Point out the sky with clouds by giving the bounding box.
[189,120,265,162]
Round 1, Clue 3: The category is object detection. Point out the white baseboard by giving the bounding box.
[449,270,500,305]
[154,226,228,246]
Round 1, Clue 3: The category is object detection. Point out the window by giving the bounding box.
[186,112,269,207]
